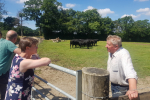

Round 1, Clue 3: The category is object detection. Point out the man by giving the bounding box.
[105,35,138,100]
[0,31,2,39]
[0,30,21,100]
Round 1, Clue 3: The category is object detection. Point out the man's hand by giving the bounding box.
[126,78,138,100]
[126,90,138,100]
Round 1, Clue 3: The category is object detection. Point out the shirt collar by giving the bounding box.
[110,47,123,57]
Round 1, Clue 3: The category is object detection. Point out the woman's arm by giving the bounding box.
[20,57,51,73]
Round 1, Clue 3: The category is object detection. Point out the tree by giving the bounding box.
[14,26,38,36]
[62,9,77,34]
[23,0,43,35]
[3,17,18,30]
[0,22,4,29]
[89,21,100,33]
[0,0,7,20]
[56,7,68,34]
[17,10,26,36]
[40,0,62,39]
[23,0,62,38]
[100,17,114,37]
[81,9,101,38]
[73,11,84,33]
[117,16,134,41]
[113,20,122,34]
[130,19,150,41]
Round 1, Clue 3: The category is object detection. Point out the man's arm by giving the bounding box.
[126,78,138,100]
[120,50,138,99]
[13,48,21,54]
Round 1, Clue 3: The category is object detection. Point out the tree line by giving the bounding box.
[1,0,150,41]
[0,17,40,36]
[0,0,40,36]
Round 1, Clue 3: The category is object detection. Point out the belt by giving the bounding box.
[111,83,129,87]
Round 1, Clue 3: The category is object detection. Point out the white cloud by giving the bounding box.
[7,12,12,14]
[24,23,36,30]
[83,6,114,17]
[97,8,114,17]
[2,15,17,18]
[121,14,140,19]
[66,3,76,8]
[58,6,62,9]
[16,0,29,4]
[58,3,76,10]
[136,8,150,16]
[24,4,40,8]
[145,12,150,15]
[58,6,69,10]
[136,8,150,12]
[2,12,12,18]
[2,15,9,18]
[83,6,94,12]
[134,0,149,2]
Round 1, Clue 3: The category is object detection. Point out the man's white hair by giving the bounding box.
[106,35,122,47]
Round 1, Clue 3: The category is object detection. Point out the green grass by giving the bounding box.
[1,30,7,39]
[123,42,150,78]
[37,40,150,78]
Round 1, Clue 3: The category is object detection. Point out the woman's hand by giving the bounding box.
[31,54,41,59]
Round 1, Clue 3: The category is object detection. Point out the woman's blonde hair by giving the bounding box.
[106,35,122,47]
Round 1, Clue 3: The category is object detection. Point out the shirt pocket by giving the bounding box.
[111,58,119,72]
[112,66,118,72]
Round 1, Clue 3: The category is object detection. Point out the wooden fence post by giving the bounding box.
[82,67,109,100]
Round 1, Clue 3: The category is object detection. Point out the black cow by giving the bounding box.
[93,39,99,46]
[70,39,93,49]
[77,39,90,49]
[82,39,90,49]
[70,39,80,49]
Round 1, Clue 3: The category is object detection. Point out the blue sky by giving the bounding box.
[2,0,150,30]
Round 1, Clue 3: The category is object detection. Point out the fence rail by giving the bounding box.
[32,63,82,100]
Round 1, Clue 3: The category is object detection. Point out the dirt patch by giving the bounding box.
[33,66,150,100]
[33,66,76,100]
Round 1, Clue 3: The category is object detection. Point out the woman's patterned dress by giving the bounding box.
[5,54,34,100]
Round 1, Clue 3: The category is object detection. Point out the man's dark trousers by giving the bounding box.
[0,71,9,100]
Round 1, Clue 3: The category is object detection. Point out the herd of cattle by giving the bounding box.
[70,39,99,49]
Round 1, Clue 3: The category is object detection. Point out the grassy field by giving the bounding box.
[1,29,150,78]
[37,40,150,78]
[1,30,7,39]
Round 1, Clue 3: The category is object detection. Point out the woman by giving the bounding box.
[5,37,51,100]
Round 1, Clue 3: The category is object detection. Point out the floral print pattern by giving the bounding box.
[5,54,34,100]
